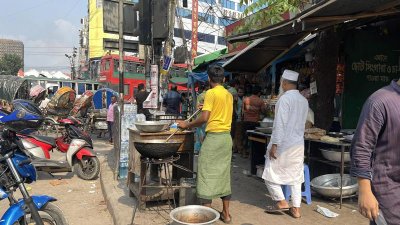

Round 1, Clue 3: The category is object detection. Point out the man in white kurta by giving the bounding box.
[262,70,308,218]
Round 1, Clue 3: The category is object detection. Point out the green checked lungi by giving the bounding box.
[197,132,232,200]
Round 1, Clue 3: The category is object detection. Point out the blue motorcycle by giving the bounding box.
[0,100,68,225]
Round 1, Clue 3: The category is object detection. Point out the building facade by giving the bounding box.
[0,39,24,62]
[174,0,244,56]
[86,0,246,63]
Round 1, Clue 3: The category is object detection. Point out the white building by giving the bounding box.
[174,0,246,55]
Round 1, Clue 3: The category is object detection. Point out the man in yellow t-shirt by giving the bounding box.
[178,65,233,224]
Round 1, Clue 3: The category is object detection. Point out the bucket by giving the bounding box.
[170,205,220,225]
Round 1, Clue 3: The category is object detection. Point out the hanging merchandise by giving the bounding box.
[310,81,318,95]
[335,63,345,94]
[143,65,159,109]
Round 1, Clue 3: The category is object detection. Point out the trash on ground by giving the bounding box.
[89,190,96,194]
[316,205,339,218]
[49,180,68,186]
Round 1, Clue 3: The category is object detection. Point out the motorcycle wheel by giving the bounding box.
[74,156,100,180]
[14,202,68,225]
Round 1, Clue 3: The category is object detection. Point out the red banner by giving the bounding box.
[191,0,199,63]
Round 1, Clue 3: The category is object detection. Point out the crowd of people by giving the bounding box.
[98,63,400,224]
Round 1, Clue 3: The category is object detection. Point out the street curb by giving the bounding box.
[99,156,135,225]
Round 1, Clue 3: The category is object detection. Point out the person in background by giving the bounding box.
[240,85,265,158]
[226,80,238,146]
[263,70,308,218]
[351,79,400,225]
[233,87,245,153]
[135,83,150,118]
[106,95,117,144]
[300,88,314,129]
[178,65,233,223]
[181,92,188,118]
[194,81,209,153]
[163,85,181,115]
[197,81,209,107]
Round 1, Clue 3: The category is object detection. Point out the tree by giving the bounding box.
[232,0,307,36]
[0,54,23,75]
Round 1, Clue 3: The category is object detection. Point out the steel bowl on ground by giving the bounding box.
[311,174,358,198]
[320,148,350,162]
[133,139,182,159]
[170,205,220,225]
[134,121,170,133]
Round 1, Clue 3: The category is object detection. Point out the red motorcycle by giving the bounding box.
[17,117,100,180]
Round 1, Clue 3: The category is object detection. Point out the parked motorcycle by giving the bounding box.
[18,117,100,180]
[0,100,68,225]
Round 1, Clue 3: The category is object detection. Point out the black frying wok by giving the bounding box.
[134,140,182,159]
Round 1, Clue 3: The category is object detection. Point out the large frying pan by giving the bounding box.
[133,140,182,159]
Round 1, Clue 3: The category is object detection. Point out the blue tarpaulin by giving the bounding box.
[92,88,118,109]
[188,60,232,86]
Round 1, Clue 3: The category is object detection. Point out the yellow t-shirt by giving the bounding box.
[202,85,233,133]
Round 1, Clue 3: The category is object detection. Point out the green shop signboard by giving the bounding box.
[342,29,400,128]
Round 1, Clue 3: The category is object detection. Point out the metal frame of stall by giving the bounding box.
[247,130,352,208]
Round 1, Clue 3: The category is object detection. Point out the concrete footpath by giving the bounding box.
[100,151,369,225]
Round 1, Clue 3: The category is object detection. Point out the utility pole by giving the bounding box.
[117,0,124,176]
[65,47,77,80]
[118,0,124,110]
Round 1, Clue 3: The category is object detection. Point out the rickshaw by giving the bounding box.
[40,86,76,135]
[71,90,94,131]
[87,88,118,136]
[0,75,30,115]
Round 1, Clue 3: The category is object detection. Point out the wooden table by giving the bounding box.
[246,130,271,175]
[127,128,194,209]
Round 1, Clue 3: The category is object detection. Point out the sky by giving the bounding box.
[0,0,87,72]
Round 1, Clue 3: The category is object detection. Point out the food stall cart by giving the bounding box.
[247,130,354,208]
[127,129,195,209]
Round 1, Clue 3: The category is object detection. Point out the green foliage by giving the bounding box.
[233,0,305,35]
[0,54,23,75]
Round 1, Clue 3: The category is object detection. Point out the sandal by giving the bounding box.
[265,205,290,214]
[288,207,301,219]
[220,212,232,224]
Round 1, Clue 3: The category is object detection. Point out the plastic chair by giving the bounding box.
[281,164,312,205]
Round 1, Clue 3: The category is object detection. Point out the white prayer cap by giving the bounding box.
[282,69,299,82]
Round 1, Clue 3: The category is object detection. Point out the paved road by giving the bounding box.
[0,137,114,225]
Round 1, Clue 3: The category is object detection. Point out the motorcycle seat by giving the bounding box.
[29,135,57,147]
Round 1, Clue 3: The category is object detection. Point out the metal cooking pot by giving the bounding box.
[327,132,344,138]
[170,205,220,225]
[134,121,170,133]
[320,148,350,162]
[133,140,182,159]
[311,174,358,198]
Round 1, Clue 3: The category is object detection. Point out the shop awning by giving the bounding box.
[223,0,400,73]
[227,0,400,43]
[192,48,232,72]
[193,48,228,66]
[223,33,308,73]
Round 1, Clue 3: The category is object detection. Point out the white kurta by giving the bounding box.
[262,90,308,185]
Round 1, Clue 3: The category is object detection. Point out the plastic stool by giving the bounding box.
[281,164,312,205]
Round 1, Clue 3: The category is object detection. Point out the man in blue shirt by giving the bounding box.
[163,85,181,115]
